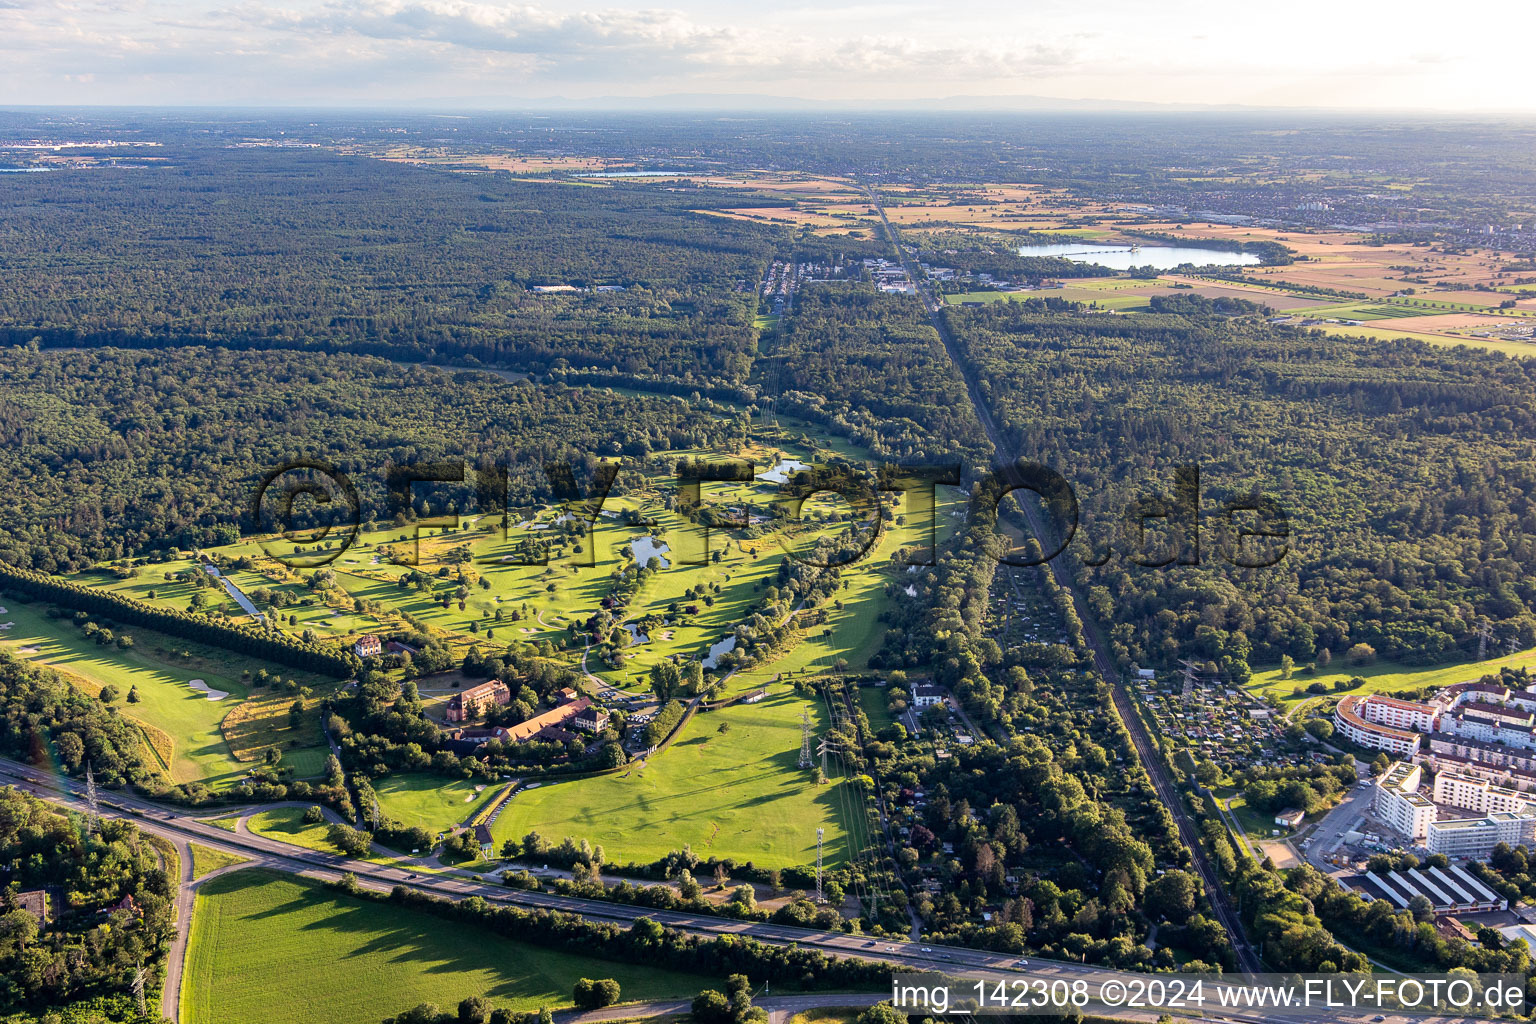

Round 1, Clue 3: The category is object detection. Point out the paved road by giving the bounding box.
[861,186,1263,976]
[1305,769,1373,870]
[557,993,885,1024]
[198,560,266,624]
[159,833,195,1022]
[0,757,1502,1024]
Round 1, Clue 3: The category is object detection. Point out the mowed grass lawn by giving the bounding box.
[373,773,501,834]
[180,870,710,1024]
[190,843,250,880]
[494,691,850,870]
[247,807,335,854]
[0,597,330,783]
[1247,645,1536,705]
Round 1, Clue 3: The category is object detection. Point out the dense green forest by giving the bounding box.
[943,299,1536,674]
[0,150,788,385]
[0,347,743,572]
[754,285,989,459]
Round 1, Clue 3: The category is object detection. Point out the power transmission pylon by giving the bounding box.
[1476,620,1495,661]
[817,736,830,781]
[1178,658,1201,698]
[85,761,100,835]
[815,827,825,902]
[131,964,146,1016]
[798,711,814,768]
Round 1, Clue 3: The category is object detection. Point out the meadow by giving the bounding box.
[492,690,851,870]
[179,870,711,1024]
[1247,645,1536,705]
[190,843,250,880]
[246,807,338,855]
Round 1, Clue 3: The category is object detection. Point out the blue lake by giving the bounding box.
[1019,242,1259,270]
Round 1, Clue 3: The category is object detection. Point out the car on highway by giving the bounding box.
[1015,958,1029,966]
[921,946,932,952]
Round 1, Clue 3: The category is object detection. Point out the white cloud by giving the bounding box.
[0,0,1529,109]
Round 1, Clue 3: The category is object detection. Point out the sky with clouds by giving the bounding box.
[1,0,1529,111]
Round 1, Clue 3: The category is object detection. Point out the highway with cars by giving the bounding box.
[1,755,1506,1024]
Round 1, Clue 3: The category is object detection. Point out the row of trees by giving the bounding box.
[0,568,356,677]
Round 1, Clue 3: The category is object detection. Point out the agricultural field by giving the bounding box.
[0,597,335,782]
[492,690,852,871]
[1246,645,1536,705]
[180,870,712,1024]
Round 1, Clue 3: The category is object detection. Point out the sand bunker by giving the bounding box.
[17,646,39,655]
[186,678,230,701]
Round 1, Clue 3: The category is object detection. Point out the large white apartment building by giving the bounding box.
[1334,694,1432,754]
[1334,685,1536,759]
[1434,681,1536,714]
[1375,762,1436,840]
[1427,812,1536,858]
[1432,770,1536,816]
[1370,760,1536,858]
[1421,745,1536,792]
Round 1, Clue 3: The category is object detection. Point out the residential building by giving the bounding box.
[474,824,495,859]
[573,706,610,733]
[912,684,946,708]
[1431,770,1536,816]
[1439,705,1536,751]
[1420,747,1536,792]
[1375,762,1436,840]
[1425,733,1536,774]
[1334,694,1425,754]
[353,635,383,659]
[1427,811,1536,860]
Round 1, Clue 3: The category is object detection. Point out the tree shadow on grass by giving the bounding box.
[207,870,683,1007]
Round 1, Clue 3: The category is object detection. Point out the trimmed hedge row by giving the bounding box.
[0,563,357,678]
